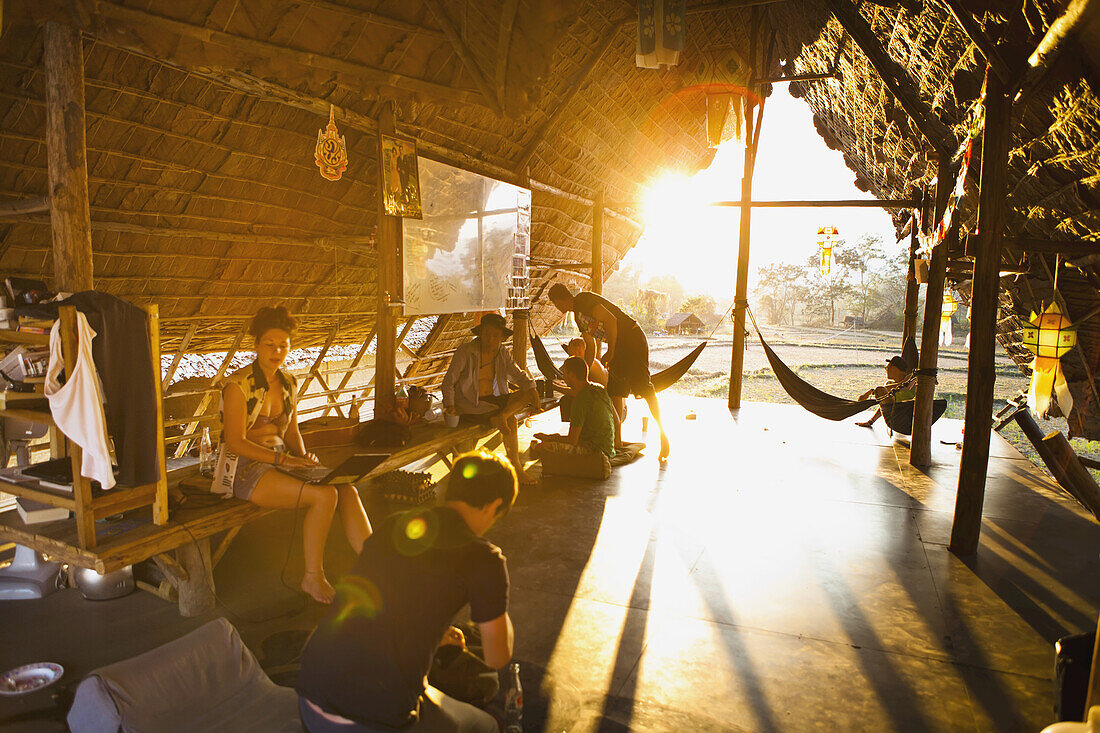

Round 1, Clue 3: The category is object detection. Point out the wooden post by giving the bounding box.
[902,211,921,344]
[1042,430,1100,521]
[60,306,95,549]
[950,70,1011,556]
[44,22,92,292]
[911,164,953,467]
[1087,610,1100,716]
[174,537,215,617]
[512,309,529,368]
[728,106,758,410]
[591,191,603,295]
[147,305,168,526]
[375,102,401,415]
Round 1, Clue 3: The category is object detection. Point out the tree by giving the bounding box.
[804,254,853,326]
[644,274,685,314]
[680,294,716,322]
[754,263,809,324]
[833,233,884,323]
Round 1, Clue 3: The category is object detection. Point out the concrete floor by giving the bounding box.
[1,394,1097,732]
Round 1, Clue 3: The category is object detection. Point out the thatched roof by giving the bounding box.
[4,1,1100,435]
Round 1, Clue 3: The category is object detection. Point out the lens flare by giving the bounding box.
[332,575,383,625]
[462,462,478,479]
[406,517,427,540]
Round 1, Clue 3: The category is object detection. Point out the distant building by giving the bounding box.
[665,312,705,335]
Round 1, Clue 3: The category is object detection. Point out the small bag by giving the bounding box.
[210,386,267,497]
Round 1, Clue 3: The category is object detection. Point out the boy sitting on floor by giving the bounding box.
[856,355,916,428]
[534,356,616,462]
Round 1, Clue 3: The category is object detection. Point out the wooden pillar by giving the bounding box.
[728,111,758,410]
[376,102,401,414]
[175,538,215,617]
[147,305,168,526]
[591,191,603,294]
[512,309,529,368]
[901,210,921,344]
[911,165,953,467]
[950,70,1011,556]
[43,22,92,292]
[60,306,94,549]
[1087,609,1100,716]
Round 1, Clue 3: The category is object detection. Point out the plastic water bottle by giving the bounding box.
[199,427,213,476]
[504,662,523,732]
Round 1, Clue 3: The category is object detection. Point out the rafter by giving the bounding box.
[90,3,488,110]
[940,0,1012,84]
[422,0,502,115]
[821,0,954,157]
[495,0,521,109]
[514,17,628,173]
[294,0,446,41]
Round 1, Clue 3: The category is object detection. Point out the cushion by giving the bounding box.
[67,617,302,732]
[531,440,611,479]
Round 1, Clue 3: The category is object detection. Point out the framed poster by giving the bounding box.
[380,134,422,219]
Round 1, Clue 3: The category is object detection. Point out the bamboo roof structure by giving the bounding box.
[2,1,1100,435]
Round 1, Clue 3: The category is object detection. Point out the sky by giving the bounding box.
[620,85,904,298]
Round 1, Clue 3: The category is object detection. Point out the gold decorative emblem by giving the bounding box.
[315,105,348,181]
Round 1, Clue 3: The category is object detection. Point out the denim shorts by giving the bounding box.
[232,456,277,501]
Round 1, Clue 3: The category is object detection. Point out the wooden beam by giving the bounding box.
[147,304,169,526]
[295,0,446,40]
[295,328,338,400]
[375,102,400,415]
[911,165,953,468]
[44,21,92,292]
[901,210,921,343]
[750,71,837,84]
[1002,236,1099,257]
[591,190,604,294]
[0,195,49,216]
[1020,0,1100,98]
[423,0,502,115]
[821,0,953,157]
[512,309,529,368]
[514,17,627,172]
[711,198,920,208]
[162,323,198,391]
[950,71,1012,557]
[495,0,521,109]
[941,0,1012,84]
[174,327,246,458]
[92,3,488,110]
[60,306,95,548]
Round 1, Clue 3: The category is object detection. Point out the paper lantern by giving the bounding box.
[817,226,838,276]
[1022,302,1076,417]
[636,0,685,69]
[940,291,958,346]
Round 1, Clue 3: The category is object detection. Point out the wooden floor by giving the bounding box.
[1,394,1097,731]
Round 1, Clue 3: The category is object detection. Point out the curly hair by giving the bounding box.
[249,305,297,339]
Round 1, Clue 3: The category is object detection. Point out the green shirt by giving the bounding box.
[570,384,616,458]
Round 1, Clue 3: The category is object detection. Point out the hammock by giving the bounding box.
[528,330,707,393]
[747,308,946,430]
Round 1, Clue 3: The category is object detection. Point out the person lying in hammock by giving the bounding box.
[856,356,916,428]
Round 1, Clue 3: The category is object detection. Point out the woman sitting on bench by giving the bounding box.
[856,356,916,428]
[220,306,372,604]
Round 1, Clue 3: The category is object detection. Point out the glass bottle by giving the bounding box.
[504,662,522,733]
[199,427,214,476]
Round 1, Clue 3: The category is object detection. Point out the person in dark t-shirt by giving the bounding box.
[296,451,518,732]
[549,283,670,462]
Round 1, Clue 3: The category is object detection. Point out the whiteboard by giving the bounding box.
[402,157,531,316]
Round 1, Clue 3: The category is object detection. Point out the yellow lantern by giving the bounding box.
[1022,302,1077,417]
[940,291,958,346]
[817,226,838,276]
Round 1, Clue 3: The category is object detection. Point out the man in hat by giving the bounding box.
[442,313,540,484]
[548,283,669,462]
[856,355,916,428]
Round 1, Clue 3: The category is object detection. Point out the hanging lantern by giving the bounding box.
[817,226,838,276]
[315,105,348,181]
[940,291,958,346]
[636,0,685,69]
[695,48,749,148]
[1022,302,1077,417]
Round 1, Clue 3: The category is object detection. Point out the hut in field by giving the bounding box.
[0,0,1098,728]
[665,312,706,335]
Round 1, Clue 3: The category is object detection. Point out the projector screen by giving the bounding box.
[402,157,531,316]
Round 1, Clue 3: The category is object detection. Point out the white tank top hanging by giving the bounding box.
[44,312,115,490]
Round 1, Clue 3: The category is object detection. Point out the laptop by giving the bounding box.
[277,452,389,485]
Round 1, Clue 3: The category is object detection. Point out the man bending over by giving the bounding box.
[442,313,540,484]
[297,451,517,732]
[549,283,669,461]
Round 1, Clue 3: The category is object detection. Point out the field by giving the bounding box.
[538,325,1098,482]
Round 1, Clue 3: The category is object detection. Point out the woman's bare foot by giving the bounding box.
[856,420,873,428]
[516,467,538,485]
[302,572,336,604]
[658,433,670,463]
